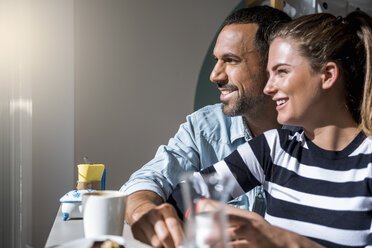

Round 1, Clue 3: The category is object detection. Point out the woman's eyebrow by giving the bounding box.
[269,63,290,71]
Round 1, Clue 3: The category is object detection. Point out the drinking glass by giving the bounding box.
[181,173,233,248]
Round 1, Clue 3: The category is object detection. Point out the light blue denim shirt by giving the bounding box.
[120,103,264,211]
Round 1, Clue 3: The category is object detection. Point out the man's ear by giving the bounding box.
[321,62,339,90]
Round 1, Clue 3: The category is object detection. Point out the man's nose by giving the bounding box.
[210,62,227,83]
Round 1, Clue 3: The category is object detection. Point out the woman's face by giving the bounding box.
[264,38,324,127]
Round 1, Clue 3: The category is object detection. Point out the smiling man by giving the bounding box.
[120,6,291,248]
[212,23,269,125]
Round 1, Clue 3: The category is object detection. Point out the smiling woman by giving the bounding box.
[265,38,327,127]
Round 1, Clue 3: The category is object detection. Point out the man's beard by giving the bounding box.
[221,73,268,117]
[221,91,267,116]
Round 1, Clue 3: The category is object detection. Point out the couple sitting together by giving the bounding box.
[121,5,372,248]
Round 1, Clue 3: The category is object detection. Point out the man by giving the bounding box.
[120,6,291,248]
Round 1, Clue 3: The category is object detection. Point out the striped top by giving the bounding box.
[199,129,372,248]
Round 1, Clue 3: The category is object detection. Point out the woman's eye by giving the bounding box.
[278,69,287,74]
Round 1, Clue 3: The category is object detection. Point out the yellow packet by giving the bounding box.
[78,164,105,182]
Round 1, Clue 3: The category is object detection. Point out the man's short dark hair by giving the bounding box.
[223,6,291,67]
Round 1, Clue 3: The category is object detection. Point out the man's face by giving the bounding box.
[210,23,268,116]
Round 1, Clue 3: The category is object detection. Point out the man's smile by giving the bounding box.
[219,87,238,101]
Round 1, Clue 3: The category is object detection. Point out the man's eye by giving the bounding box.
[225,58,237,63]
[278,69,287,74]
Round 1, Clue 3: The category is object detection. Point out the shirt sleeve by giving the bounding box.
[120,114,201,200]
[197,132,271,199]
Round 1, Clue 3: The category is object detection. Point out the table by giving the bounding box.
[45,205,152,248]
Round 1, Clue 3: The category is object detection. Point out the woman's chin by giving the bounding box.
[277,117,296,127]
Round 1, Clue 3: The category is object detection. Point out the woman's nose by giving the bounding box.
[263,77,277,96]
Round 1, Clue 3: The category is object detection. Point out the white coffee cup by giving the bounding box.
[82,190,127,238]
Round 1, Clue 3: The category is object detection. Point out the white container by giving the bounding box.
[59,189,96,221]
[82,190,127,238]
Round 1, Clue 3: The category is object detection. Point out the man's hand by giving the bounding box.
[125,191,184,248]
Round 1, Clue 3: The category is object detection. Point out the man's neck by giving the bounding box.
[242,102,281,137]
[243,116,281,137]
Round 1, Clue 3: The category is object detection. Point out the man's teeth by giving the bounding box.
[221,91,231,95]
[276,100,286,106]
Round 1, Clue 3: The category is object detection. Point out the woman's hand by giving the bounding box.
[196,199,324,248]
[226,206,324,248]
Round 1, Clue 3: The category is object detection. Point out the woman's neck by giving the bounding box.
[304,124,360,151]
[302,94,361,151]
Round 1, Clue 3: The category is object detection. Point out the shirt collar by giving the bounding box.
[231,116,292,143]
[230,116,252,143]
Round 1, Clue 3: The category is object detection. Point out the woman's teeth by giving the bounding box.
[276,99,286,106]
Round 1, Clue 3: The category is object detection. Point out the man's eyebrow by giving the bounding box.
[221,53,241,60]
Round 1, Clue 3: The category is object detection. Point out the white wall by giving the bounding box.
[74,0,240,190]
[31,0,74,247]
[0,2,32,247]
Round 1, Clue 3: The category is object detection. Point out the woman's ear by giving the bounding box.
[321,62,339,90]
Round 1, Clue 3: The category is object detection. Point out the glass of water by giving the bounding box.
[180,173,233,248]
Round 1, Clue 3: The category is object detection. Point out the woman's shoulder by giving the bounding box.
[263,128,304,138]
[257,128,305,149]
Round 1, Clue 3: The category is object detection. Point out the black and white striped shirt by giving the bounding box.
[200,129,372,248]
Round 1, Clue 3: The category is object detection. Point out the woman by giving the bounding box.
[195,10,372,248]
